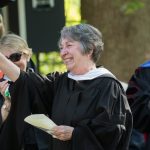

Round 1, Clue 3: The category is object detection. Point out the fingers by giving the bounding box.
[51,125,74,141]
[1,107,9,122]
[51,126,65,140]
[1,100,11,122]
[52,133,67,141]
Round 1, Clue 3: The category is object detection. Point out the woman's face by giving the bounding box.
[60,38,92,74]
[1,49,28,71]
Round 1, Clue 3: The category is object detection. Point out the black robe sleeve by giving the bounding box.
[126,67,150,132]
[0,71,56,150]
[72,78,132,150]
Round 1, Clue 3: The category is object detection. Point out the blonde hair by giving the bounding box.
[0,33,32,60]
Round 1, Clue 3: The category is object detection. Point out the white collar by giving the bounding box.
[68,67,116,81]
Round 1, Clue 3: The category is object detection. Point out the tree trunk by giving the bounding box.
[81,0,150,82]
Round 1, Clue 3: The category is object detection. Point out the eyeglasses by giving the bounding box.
[6,52,22,62]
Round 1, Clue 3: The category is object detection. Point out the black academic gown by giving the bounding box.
[0,71,132,150]
[126,63,150,150]
[126,66,150,132]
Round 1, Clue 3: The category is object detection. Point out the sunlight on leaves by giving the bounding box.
[65,0,81,26]
[121,0,145,15]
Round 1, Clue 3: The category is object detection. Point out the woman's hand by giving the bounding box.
[1,98,11,122]
[0,80,11,122]
[51,125,74,141]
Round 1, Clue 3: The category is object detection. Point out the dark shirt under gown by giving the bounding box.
[0,70,132,150]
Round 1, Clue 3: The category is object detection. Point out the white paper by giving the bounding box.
[24,114,57,135]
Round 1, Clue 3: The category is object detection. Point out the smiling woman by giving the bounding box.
[58,24,104,75]
[0,24,132,150]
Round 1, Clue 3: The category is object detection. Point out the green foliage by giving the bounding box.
[65,0,81,26]
[121,0,145,15]
[32,52,66,75]
[40,52,66,74]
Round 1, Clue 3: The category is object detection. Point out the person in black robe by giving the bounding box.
[0,33,49,150]
[126,60,150,150]
[0,24,132,150]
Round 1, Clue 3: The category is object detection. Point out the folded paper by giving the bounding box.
[24,114,57,135]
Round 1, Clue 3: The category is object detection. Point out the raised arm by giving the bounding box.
[0,52,20,82]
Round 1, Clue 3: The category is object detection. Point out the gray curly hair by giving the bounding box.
[58,24,104,63]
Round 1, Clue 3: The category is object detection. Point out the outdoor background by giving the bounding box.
[3,0,150,82]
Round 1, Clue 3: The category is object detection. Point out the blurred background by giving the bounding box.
[1,0,150,82]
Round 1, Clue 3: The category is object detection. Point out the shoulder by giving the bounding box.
[98,74,123,87]
[128,63,150,85]
[140,60,150,68]
[95,75,125,94]
[126,62,150,102]
[93,67,122,88]
[134,61,150,76]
